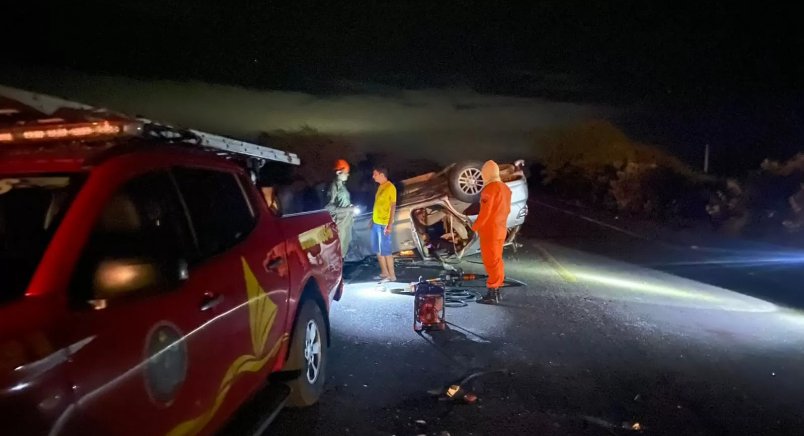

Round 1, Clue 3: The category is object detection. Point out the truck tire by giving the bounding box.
[449,161,485,203]
[285,299,327,407]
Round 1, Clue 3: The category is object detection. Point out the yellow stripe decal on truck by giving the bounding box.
[167,258,285,436]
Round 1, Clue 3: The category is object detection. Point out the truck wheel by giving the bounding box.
[285,299,327,407]
[449,161,485,203]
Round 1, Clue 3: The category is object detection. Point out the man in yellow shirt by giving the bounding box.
[371,167,397,282]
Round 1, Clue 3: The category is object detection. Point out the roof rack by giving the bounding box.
[0,85,300,166]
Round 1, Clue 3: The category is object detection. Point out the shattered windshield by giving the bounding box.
[0,176,78,304]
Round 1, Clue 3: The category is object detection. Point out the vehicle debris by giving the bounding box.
[430,369,508,404]
[624,421,643,431]
[581,416,644,432]
[428,383,478,404]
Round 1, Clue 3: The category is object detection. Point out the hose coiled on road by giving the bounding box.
[392,279,526,307]
[444,288,483,307]
[442,278,527,307]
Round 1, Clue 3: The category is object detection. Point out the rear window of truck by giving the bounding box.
[0,176,79,304]
[172,167,256,261]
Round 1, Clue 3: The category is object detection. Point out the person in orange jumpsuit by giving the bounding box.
[472,160,511,305]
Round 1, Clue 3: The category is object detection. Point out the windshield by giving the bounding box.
[0,176,78,304]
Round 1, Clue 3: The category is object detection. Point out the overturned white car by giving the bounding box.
[346,160,529,262]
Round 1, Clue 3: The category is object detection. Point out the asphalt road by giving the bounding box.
[269,201,804,436]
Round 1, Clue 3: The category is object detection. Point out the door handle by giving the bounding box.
[200,292,223,312]
[265,257,285,272]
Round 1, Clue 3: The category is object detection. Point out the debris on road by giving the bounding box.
[581,415,616,429]
[446,384,461,398]
[429,383,477,404]
[431,369,509,404]
[581,416,644,432]
[624,421,643,431]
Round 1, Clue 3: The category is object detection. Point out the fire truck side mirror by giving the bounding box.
[91,256,189,304]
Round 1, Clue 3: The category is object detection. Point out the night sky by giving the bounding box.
[3,1,803,173]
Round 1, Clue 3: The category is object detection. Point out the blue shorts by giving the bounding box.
[371,223,393,256]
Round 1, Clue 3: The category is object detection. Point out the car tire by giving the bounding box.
[449,161,485,203]
[284,299,327,407]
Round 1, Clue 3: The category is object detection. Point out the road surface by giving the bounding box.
[269,200,804,435]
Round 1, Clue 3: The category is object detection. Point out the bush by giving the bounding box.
[538,120,690,185]
[609,162,657,216]
[609,163,713,224]
[541,168,604,206]
[706,153,804,239]
[535,120,704,222]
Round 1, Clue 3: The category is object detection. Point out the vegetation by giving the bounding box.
[707,153,804,239]
[254,122,804,246]
[534,120,712,225]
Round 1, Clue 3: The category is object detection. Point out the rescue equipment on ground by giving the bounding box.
[413,278,446,332]
[427,270,480,287]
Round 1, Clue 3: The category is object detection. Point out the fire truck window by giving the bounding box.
[172,167,256,261]
[0,177,77,305]
[70,171,194,304]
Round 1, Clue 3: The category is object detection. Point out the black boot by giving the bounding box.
[477,288,500,305]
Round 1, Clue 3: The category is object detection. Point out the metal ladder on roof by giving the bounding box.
[0,84,300,165]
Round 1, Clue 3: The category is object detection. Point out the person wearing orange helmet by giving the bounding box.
[326,159,354,257]
[473,160,512,305]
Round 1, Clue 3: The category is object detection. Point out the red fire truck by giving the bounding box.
[0,86,344,435]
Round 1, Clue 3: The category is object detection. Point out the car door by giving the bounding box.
[62,170,243,436]
[169,166,290,432]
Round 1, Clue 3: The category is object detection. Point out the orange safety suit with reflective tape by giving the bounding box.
[472,163,512,289]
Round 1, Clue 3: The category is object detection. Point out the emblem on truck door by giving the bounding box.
[143,322,187,407]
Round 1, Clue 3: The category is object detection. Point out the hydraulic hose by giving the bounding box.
[389,273,526,308]
[444,288,483,307]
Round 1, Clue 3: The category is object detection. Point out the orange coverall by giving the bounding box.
[472,178,512,289]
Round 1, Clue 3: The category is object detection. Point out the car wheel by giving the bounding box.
[284,299,326,407]
[449,161,485,203]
